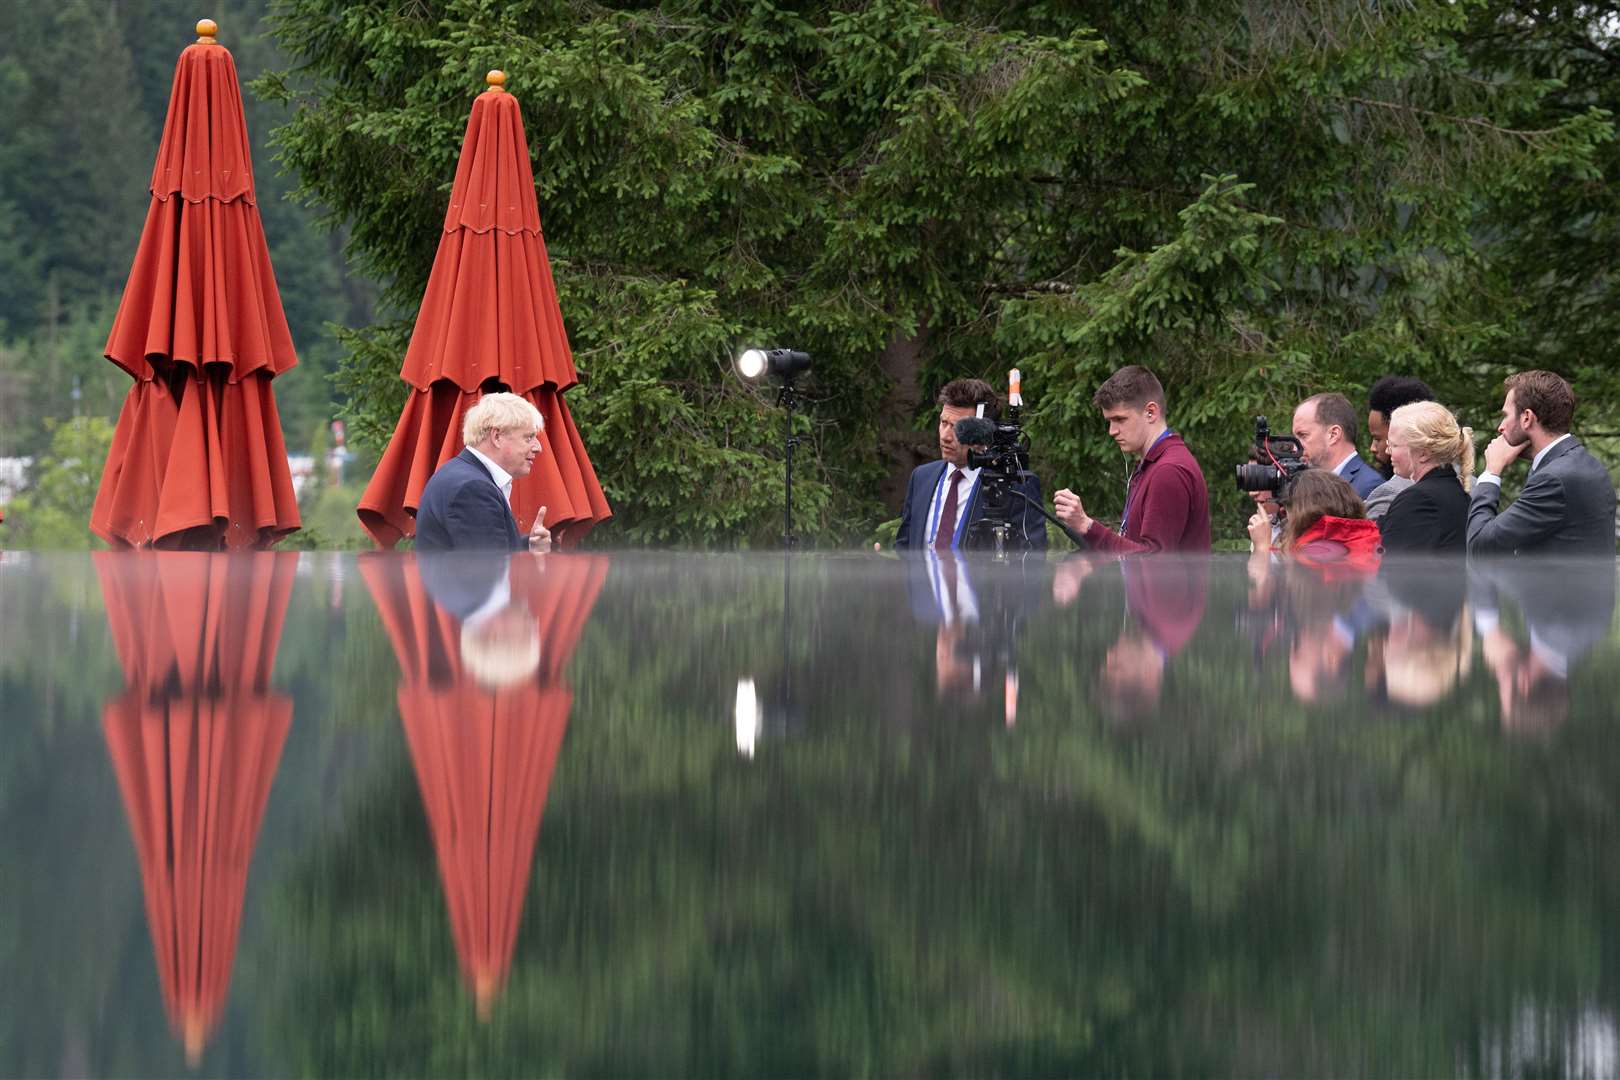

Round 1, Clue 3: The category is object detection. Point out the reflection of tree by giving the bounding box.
[252,557,1620,1076]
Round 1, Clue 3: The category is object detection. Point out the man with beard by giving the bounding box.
[1468,370,1615,556]
[1363,375,1435,521]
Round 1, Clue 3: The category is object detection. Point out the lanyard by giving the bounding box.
[1120,430,1172,532]
[926,465,978,548]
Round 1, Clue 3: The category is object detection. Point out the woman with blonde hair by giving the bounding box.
[1378,401,1472,552]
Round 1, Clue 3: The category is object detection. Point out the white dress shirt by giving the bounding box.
[466,445,515,507]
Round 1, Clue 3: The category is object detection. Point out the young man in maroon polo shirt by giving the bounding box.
[1053,365,1211,554]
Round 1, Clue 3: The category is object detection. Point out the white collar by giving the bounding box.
[1330,451,1358,477]
[1532,433,1573,471]
[466,445,514,495]
[942,462,981,486]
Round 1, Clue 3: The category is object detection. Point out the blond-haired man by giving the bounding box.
[415,392,552,552]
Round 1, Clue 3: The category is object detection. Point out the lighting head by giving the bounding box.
[737,347,812,381]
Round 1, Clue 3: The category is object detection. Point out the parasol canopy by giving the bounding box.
[91,20,300,550]
[357,71,611,550]
[361,552,608,1015]
[98,551,297,1064]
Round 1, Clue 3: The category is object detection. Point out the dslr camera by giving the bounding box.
[1235,416,1310,499]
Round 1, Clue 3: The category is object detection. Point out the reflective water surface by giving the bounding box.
[2,550,1618,1077]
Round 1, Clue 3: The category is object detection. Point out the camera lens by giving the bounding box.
[1234,463,1282,492]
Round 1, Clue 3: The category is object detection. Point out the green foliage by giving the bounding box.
[0,299,129,460]
[1,416,114,549]
[264,0,1617,545]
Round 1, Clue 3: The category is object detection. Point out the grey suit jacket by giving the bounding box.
[1466,436,1616,556]
[1363,475,1412,522]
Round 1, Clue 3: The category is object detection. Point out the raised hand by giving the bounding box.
[528,505,552,553]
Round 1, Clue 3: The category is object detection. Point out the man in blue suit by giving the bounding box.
[1293,391,1382,501]
[894,378,1047,552]
[415,392,553,552]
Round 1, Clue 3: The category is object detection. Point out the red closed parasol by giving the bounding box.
[361,553,608,1015]
[98,551,297,1064]
[91,20,300,550]
[357,71,611,550]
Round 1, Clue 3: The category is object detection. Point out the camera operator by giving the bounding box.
[1053,365,1211,554]
[894,379,1047,551]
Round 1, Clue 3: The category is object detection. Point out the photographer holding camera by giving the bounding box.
[894,378,1047,552]
[1053,366,1211,554]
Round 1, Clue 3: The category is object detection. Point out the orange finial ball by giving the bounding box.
[196,18,218,42]
[486,69,507,92]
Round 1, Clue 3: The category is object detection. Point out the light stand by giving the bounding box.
[737,347,812,550]
[778,376,801,548]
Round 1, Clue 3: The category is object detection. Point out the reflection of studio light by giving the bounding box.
[734,678,761,758]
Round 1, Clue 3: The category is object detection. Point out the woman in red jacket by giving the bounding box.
[1248,469,1383,571]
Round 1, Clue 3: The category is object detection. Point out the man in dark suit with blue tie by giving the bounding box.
[1292,392,1383,501]
[894,378,1047,552]
[1468,370,1616,556]
[415,392,553,552]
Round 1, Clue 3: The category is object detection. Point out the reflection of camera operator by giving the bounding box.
[894,379,1047,551]
[1053,366,1210,554]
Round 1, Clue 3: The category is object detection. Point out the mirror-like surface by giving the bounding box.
[2,550,1618,1078]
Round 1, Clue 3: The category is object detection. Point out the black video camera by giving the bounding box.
[952,379,1036,555]
[1235,416,1310,499]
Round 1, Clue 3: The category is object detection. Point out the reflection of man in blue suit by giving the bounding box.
[1293,392,1382,500]
[894,379,1047,552]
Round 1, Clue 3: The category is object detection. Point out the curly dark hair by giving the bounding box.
[1367,376,1434,420]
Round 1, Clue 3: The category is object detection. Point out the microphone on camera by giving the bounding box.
[953,416,997,446]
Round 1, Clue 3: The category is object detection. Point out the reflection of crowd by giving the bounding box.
[1242,554,1615,727]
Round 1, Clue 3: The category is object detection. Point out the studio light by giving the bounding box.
[735,345,814,548]
[737,348,811,382]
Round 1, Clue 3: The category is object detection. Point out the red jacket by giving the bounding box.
[1292,515,1383,575]
[1084,432,1211,554]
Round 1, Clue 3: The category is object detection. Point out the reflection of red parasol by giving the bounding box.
[357,71,611,550]
[98,552,297,1063]
[360,553,607,1014]
[91,20,299,550]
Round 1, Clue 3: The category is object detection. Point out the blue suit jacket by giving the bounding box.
[1336,453,1383,501]
[414,449,527,552]
[894,460,1047,551]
